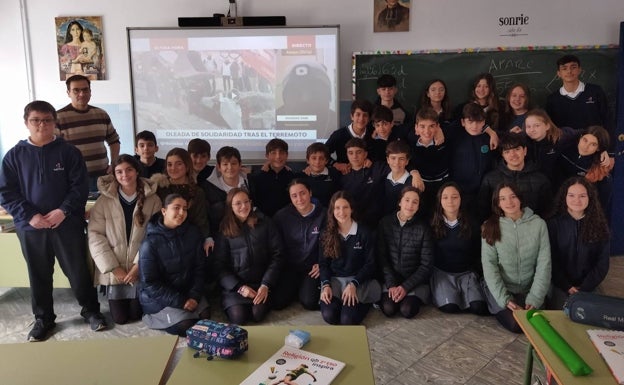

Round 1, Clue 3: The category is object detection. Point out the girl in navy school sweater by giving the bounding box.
[319,191,381,325]
[430,182,488,315]
[547,177,610,310]
[272,179,327,310]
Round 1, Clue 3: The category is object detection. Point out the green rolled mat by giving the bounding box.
[526,309,593,376]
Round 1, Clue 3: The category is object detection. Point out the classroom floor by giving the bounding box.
[1,256,622,385]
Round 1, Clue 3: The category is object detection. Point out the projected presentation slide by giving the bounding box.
[128,26,339,162]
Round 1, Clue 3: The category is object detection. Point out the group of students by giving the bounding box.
[0,53,614,341]
[106,104,609,335]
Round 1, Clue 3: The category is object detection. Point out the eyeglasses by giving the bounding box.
[232,200,251,208]
[28,118,55,125]
[71,87,91,95]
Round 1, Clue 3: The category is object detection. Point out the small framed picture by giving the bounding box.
[55,16,106,80]
[374,0,411,33]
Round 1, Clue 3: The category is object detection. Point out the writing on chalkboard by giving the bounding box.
[488,58,534,72]
[357,63,407,80]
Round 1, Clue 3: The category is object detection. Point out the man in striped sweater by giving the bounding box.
[56,74,120,192]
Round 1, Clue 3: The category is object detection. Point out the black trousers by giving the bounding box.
[16,216,100,323]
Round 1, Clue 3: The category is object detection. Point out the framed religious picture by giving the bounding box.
[55,16,106,80]
[374,0,411,32]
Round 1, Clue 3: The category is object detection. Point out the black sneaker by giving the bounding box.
[27,319,56,342]
[85,312,107,331]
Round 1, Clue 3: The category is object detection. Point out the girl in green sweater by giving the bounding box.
[481,183,551,333]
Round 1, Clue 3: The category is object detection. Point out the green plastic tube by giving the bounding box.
[526,310,593,376]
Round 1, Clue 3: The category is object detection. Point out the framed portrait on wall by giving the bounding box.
[55,16,106,81]
[374,0,410,32]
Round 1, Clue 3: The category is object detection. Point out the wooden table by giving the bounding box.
[514,310,617,385]
[0,335,178,385]
[168,325,375,385]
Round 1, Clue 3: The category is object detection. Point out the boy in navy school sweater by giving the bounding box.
[134,130,165,178]
[447,103,495,214]
[382,140,415,217]
[369,105,404,163]
[546,54,612,153]
[408,107,450,218]
[295,142,340,208]
[248,138,294,217]
[0,100,106,341]
[339,137,387,229]
[325,99,374,174]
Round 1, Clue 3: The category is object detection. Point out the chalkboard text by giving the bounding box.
[357,63,407,80]
[489,58,534,72]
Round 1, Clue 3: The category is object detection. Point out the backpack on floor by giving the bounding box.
[186,320,249,359]
[563,292,624,331]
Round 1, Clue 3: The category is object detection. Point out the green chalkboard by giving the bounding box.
[353,46,618,117]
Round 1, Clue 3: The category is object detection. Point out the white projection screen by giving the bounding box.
[127,26,340,162]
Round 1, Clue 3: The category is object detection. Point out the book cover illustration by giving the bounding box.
[240,345,345,385]
[587,329,624,384]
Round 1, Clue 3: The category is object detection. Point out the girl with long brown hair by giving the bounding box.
[319,191,380,325]
[481,183,551,333]
[155,147,213,255]
[214,188,283,325]
[547,177,610,309]
[88,154,161,324]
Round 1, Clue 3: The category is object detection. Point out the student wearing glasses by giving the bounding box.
[56,74,120,192]
[0,100,106,341]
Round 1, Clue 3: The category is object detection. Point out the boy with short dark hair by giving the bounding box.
[134,130,165,178]
[325,99,373,174]
[187,138,214,184]
[478,132,552,221]
[369,105,402,162]
[376,74,409,126]
[0,100,106,341]
[248,138,294,217]
[339,138,387,228]
[383,140,414,216]
[546,55,611,144]
[408,107,450,216]
[295,142,340,207]
[448,103,495,211]
[203,146,250,234]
